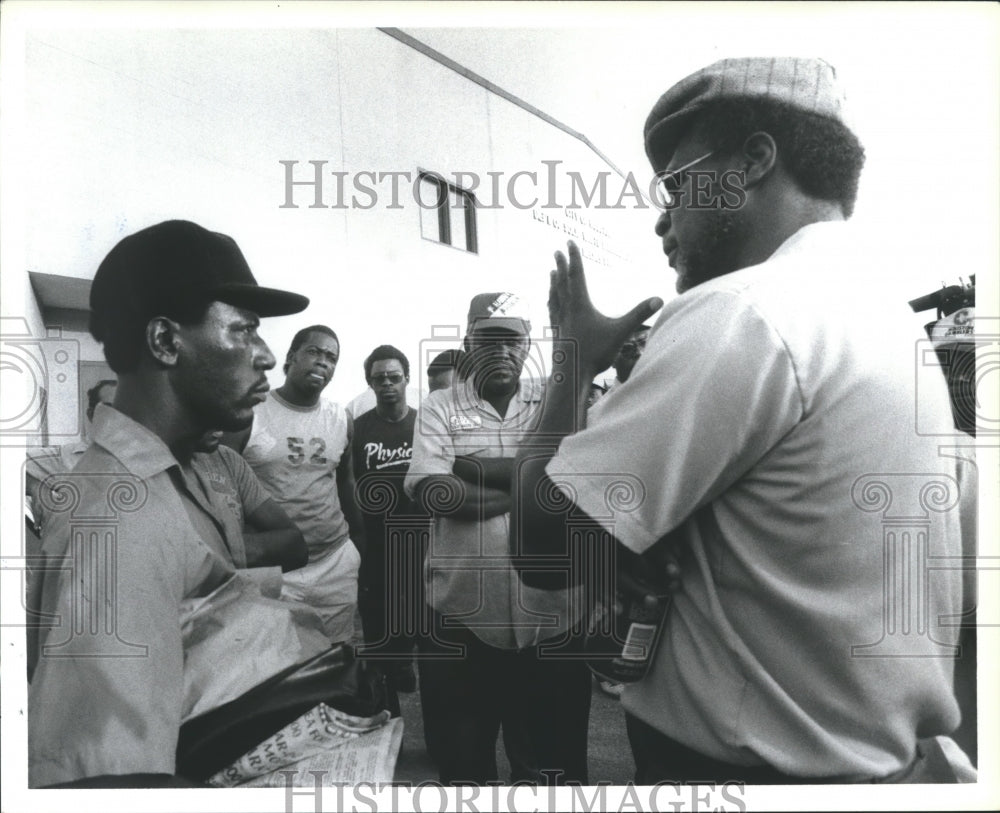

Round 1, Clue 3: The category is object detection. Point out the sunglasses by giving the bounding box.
[370,372,405,384]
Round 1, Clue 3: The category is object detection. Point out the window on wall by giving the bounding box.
[418,171,478,254]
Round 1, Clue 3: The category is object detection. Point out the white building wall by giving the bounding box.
[16,27,670,411]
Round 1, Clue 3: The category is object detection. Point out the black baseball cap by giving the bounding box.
[89,220,309,336]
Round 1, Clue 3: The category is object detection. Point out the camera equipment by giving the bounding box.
[909,276,976,436]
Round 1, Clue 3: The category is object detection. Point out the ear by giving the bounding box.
[146,317,182,368]
[740,131,778,189]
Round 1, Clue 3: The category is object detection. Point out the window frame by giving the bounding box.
[417,170,478,254]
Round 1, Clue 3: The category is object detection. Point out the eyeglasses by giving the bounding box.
[370,372,405,384]
[303,345,338,365]
[656,150,715,207]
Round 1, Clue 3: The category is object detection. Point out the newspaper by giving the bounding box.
[235,717,405,787]
[208,703,396,787]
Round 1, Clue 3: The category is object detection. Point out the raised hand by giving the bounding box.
[548,241,663,377]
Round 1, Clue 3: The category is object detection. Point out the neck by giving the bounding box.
[112,373,201,464]
[476,378,517,418]
[276,382,319,408]
[375,401,408,422]
[738,193,844,270]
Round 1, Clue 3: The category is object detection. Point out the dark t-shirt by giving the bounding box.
[351,406,422,543]
[352,406,428,631]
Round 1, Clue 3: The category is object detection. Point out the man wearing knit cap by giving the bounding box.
[28,220,335,787]
[512,58,973,782]
[405,292,590,785]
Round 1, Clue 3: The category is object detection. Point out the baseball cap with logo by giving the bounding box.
[644,57,853,170]
[466,292,531,337]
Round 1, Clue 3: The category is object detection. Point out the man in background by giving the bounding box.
[405,292,590,785]
[25,378,118,534]
[232,325,367,644]
[426,348,461,393]
[352,345,424,712]
[600,325,650,393]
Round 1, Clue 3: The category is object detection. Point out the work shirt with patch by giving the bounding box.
[190,444,270,568]
[405,378,583,649]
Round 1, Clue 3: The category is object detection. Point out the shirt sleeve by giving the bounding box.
[546,288,803,554]
[220,445,269,517]
[403,393,456,499]
[28,479,189,786]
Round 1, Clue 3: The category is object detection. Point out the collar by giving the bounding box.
[89,404,180,480]
[766,219,849,263]
[271,389,322,413]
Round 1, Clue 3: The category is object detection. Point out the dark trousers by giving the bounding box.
[626,714,815,785]
[418,611,591,786]
[626,714,962,784]
[358,525,426,656]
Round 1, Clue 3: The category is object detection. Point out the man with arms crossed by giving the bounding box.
[511,58,972,783]
[191,429,307,573]
[406,293,590,785]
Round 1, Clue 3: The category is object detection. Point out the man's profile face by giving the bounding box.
[172,301,275,432]
[613,327,650,382]
[285,331,339,396]
[464,325,529,395]
[368,358,407,409]
[655,132,747,294]
[585,383,605,409]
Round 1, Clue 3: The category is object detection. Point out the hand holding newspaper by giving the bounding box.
[208,703,395,787]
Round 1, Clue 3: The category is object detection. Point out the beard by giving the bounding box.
[673,208,748,294]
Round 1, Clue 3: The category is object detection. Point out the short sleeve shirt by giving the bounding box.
[546,222,965,778]
[405,378,584,649]
[352,406,420,534]
[243,391,350,560]
[191,444,271,568]
[28,406,329,787]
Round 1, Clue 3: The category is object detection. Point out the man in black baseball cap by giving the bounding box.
[88,219,308,435]
[28,221,335,787]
